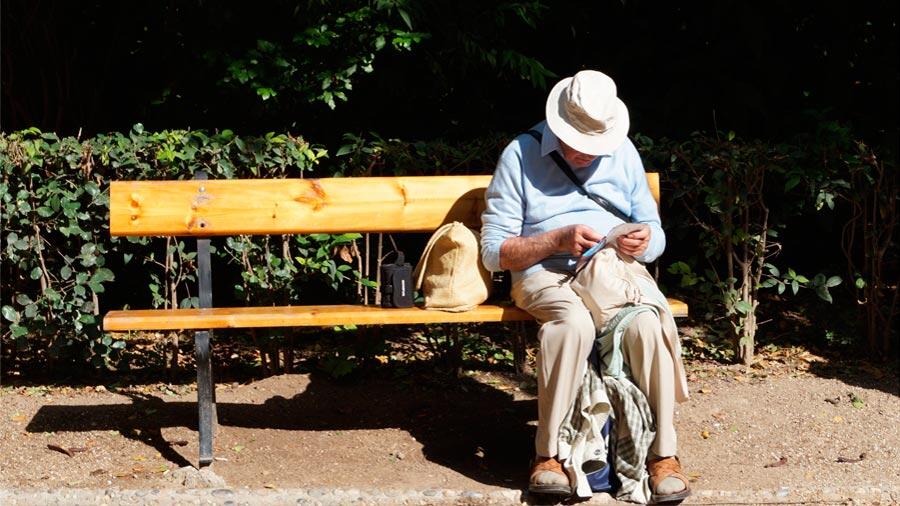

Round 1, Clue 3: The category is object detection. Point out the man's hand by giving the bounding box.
[616,224,651,257]
[556,224,604,256]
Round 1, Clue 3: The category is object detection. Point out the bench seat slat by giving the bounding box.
[103,299,688,331]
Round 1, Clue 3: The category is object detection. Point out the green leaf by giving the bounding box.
[111,340,127,349]
[15,294,33,305]
[84,181,101,197]
[727,130,736,141]
[735,300,753,314]
[855,277,866,289]
[784,176,801,191]
[679,275,698,287]
[759,278,778,289]
[815,286,833,303]
[334,232,362,242]
[30,267,43,280]
[256,87,276,100]
[2,306,19,322]
[91,268,115,284]
[45,288,61,302]
[667,261,691,275]
[825,276,842,288]
[398,8,413,29]
[88,267,115,293]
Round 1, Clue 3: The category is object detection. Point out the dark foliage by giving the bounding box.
[2,1,897,159]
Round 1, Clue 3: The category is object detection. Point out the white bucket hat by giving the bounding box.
[545,70,630,156]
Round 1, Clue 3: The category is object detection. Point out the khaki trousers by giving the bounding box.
[512,269,679,458]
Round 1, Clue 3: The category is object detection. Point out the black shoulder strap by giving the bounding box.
[524,130,632,223]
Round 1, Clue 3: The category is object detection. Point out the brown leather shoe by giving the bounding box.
[648,456,691,503]
[528,456,573,496]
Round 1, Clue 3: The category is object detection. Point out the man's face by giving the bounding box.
[559,140,599,168]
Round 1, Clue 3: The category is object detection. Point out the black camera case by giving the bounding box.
[380,251,414,308]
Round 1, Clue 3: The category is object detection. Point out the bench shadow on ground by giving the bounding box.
[805,358,900,398]
[26,365,549,493]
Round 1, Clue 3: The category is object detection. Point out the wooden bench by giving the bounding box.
[103,172,687,466]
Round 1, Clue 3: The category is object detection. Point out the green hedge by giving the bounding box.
[1,126,327,367]
[2,125,892,369]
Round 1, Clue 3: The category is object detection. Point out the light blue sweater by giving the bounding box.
[480,122,666,284]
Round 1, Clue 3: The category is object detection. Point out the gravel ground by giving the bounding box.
[1,350,898,505]
[2,484,900,505]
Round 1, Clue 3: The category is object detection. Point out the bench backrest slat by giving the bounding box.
[110,174,660,237]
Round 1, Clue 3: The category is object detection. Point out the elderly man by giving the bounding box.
[480,70,691,503]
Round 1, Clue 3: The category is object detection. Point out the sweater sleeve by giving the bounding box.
[480,141,525,273]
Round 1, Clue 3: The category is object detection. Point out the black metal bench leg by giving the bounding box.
[195,329,215,467]
[193,170,216,467]
[513,321,534,376]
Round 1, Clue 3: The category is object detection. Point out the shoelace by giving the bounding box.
[532,458,564,475]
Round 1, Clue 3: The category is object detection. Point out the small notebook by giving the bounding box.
[575,223,648,274]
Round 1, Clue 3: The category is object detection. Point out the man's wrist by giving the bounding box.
[499,231,559,271]
[544,230,563,254]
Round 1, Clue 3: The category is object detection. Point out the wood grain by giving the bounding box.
[106,172,683,333]
[109,174,662,237]
[104,298,688,331]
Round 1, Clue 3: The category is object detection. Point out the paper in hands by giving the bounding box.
[575,223,649,274]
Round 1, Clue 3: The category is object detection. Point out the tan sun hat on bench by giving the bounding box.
[545,69,630,156]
